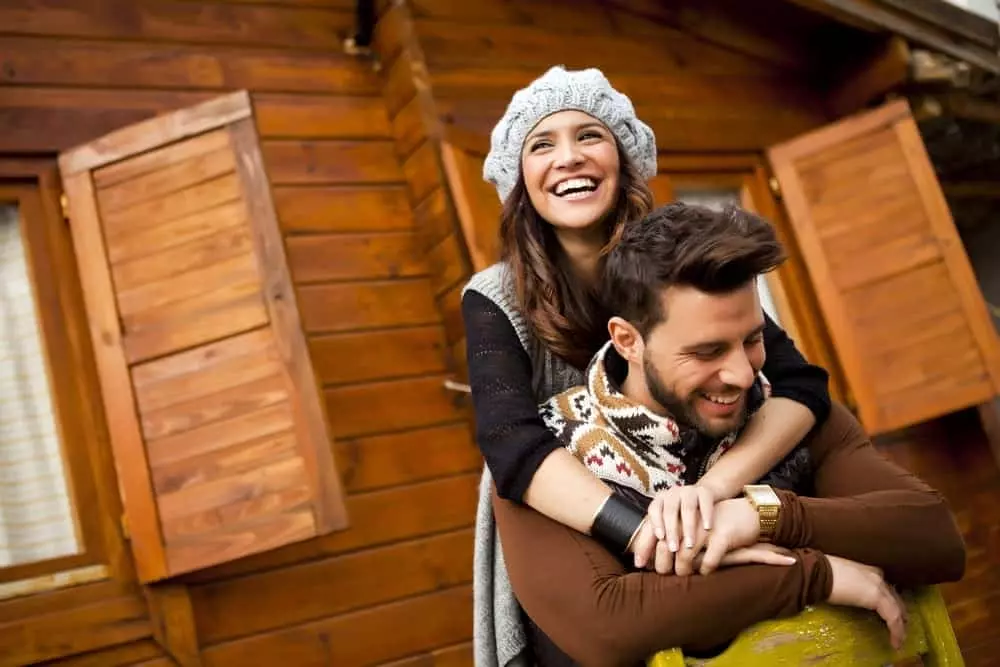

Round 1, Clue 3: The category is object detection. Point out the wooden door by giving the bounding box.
[58,91,348,583]
[768,98,1000,435]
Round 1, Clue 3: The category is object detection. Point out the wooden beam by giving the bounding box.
[144,583,201,666]
[829,35,912,116]
[785,0,1000,74]
[942,181,1000,198]
[879,0,999,49]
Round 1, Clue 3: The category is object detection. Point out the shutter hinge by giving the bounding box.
[121,513,131,540]
[768,177,782,199]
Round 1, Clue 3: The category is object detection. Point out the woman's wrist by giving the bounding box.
[697,477,730,500]
[589,492,646,554]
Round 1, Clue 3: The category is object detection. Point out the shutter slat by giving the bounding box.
[59,92,348,582]
[768,99,1000,434]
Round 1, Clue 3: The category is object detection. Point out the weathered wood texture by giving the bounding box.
[403,0,833,153]
[875,407,1000,667]
[3,1,478,665]
[769,99,1000,435]
[60,97,352,584]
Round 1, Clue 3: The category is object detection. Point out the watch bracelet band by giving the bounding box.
[590,492,646,554]
[758,507,779,542]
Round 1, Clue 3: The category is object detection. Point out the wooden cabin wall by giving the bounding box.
[370,0,837,388]
[407,0,833,152]
[0,1,480,664]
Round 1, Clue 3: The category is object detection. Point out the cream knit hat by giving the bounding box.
[482,66,657,202]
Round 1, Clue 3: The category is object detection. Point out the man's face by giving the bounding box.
[640,282,766,438]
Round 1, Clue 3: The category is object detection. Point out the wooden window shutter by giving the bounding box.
[767,98,1000,435]
[57,91,348,583]
[440,139,502,273]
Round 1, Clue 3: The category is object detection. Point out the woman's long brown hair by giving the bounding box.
[499,151,654,369]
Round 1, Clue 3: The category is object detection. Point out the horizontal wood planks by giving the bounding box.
[0,589,151,665]
[42,639,167,666]
[4,1,478,665]
[404,2,830,152]
[201,585,473,666]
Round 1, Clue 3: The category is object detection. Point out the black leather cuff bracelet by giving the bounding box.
[590,492,646,554]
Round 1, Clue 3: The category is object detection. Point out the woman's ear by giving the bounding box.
[608,316,643,363]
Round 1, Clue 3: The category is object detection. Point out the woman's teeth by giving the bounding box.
[554,177,597,196]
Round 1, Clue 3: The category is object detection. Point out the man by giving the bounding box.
[494,203,966,666]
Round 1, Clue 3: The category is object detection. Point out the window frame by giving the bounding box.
[0,158,132,598]
[653,156,850,407]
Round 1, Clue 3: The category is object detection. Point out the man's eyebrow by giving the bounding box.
[678,322,766,353]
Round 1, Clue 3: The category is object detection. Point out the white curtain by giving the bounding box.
[0,204,79,567]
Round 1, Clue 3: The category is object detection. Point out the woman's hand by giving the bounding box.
[646,484,715,550]
[630,484,713,573]
[633,493,788,576]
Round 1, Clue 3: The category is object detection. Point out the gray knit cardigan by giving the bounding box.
[464,263,584,667]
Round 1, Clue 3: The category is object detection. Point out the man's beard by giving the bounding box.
[642,354,749,439]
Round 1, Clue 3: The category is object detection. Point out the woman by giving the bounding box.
[463,66,832,665]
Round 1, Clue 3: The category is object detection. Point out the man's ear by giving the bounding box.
[608,316,643,363]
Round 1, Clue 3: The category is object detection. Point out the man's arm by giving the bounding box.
[771,403,967,586]
[494,488,832,666]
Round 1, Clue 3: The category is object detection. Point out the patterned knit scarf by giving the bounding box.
[539,341,809,498]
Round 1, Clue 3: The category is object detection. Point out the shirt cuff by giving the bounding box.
[773,488,810,548]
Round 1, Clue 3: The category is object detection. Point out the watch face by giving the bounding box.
[745,485,780,506]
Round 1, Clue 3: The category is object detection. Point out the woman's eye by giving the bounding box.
[529,140,552,152]
[579,131,602,141]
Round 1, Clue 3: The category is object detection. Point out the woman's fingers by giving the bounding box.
[631,521,658,569]
[647,495,665,542]
[679,490,699,550]
[697,486,714,531]
[661,493,682,552]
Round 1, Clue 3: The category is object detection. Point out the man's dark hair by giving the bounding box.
[602,202,785,336]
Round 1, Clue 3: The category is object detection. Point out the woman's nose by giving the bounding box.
[553,142,584,169]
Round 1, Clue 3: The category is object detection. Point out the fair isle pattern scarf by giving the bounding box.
[539,341,772,498]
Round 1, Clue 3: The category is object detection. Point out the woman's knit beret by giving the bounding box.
[482,65,657,202]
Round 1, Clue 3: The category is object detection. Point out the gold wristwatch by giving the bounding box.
[743,484,781,542]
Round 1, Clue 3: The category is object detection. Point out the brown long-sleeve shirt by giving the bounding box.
[493,403,966,667]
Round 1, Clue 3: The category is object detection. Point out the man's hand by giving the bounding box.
[826,555,908,651]
[698,543,797,570]
[697,497,761,575]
